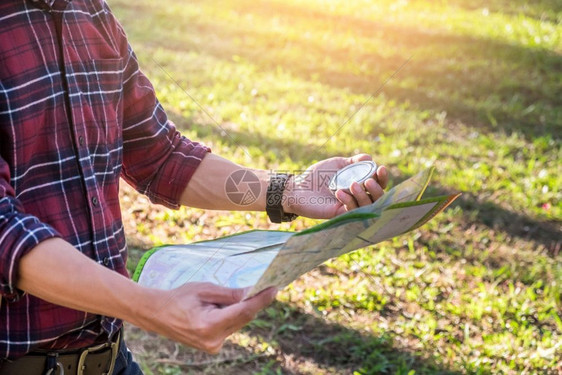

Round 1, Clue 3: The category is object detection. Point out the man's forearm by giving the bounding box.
[17,238,151,326]
[180,153,272,212]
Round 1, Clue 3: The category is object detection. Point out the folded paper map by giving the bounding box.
[133,168,460,297]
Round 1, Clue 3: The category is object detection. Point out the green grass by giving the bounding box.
[110,0,561,373]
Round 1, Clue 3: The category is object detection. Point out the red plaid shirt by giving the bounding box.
[0,0,209,359]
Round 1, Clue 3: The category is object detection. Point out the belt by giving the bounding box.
[0,330,121,375]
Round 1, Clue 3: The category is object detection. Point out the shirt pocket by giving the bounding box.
[67,58,125,170]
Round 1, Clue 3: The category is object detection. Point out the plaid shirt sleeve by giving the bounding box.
[0,157,61,300]
[106,5,210,209]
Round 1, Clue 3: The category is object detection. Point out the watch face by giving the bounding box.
[329,161,377,193]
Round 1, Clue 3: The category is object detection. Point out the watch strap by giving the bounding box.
[266,173,298,223]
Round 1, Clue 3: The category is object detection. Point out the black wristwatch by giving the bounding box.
[266,173,298,223]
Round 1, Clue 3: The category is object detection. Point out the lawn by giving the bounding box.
[108,0,561,373]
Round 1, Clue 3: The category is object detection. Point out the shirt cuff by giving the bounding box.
[145,138,211,209]
[0,197,61,301]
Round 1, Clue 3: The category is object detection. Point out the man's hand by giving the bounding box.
[137,283,277,354]
[283,154,388,219]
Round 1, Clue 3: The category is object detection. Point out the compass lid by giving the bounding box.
[329,161,377,192]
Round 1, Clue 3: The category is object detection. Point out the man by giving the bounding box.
[0,0,388,373]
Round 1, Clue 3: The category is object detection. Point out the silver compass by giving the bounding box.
[329,161,378,193]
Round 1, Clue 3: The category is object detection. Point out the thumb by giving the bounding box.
[215,287,278,333]
[347,153,372,165]
[190,282,248,306]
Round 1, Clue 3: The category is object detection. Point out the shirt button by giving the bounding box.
[91,196,99,206]
[103,257,110,266]
[78,136,84,146]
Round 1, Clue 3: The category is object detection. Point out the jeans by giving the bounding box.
[112,338,144,375]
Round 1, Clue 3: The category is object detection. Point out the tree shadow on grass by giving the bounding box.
[247,301,464,375]
[447,191,560,256]
[123,301,464,375]
[124,325,282,375]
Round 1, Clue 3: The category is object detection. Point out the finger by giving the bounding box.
[347,153,372,165]
[333,204,348,216]
[364,178,384,201]
[375,165,388,189]
[336,189,359,210]
[214,287,278,335]
[350,181,372,206]
[192,283,247,306]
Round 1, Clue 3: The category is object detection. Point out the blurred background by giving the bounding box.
[109,0,561,373]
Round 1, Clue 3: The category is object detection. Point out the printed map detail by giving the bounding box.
[136,231,292,289]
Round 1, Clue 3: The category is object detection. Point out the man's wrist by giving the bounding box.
[123,285,161,330]
[281,175,295,215]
